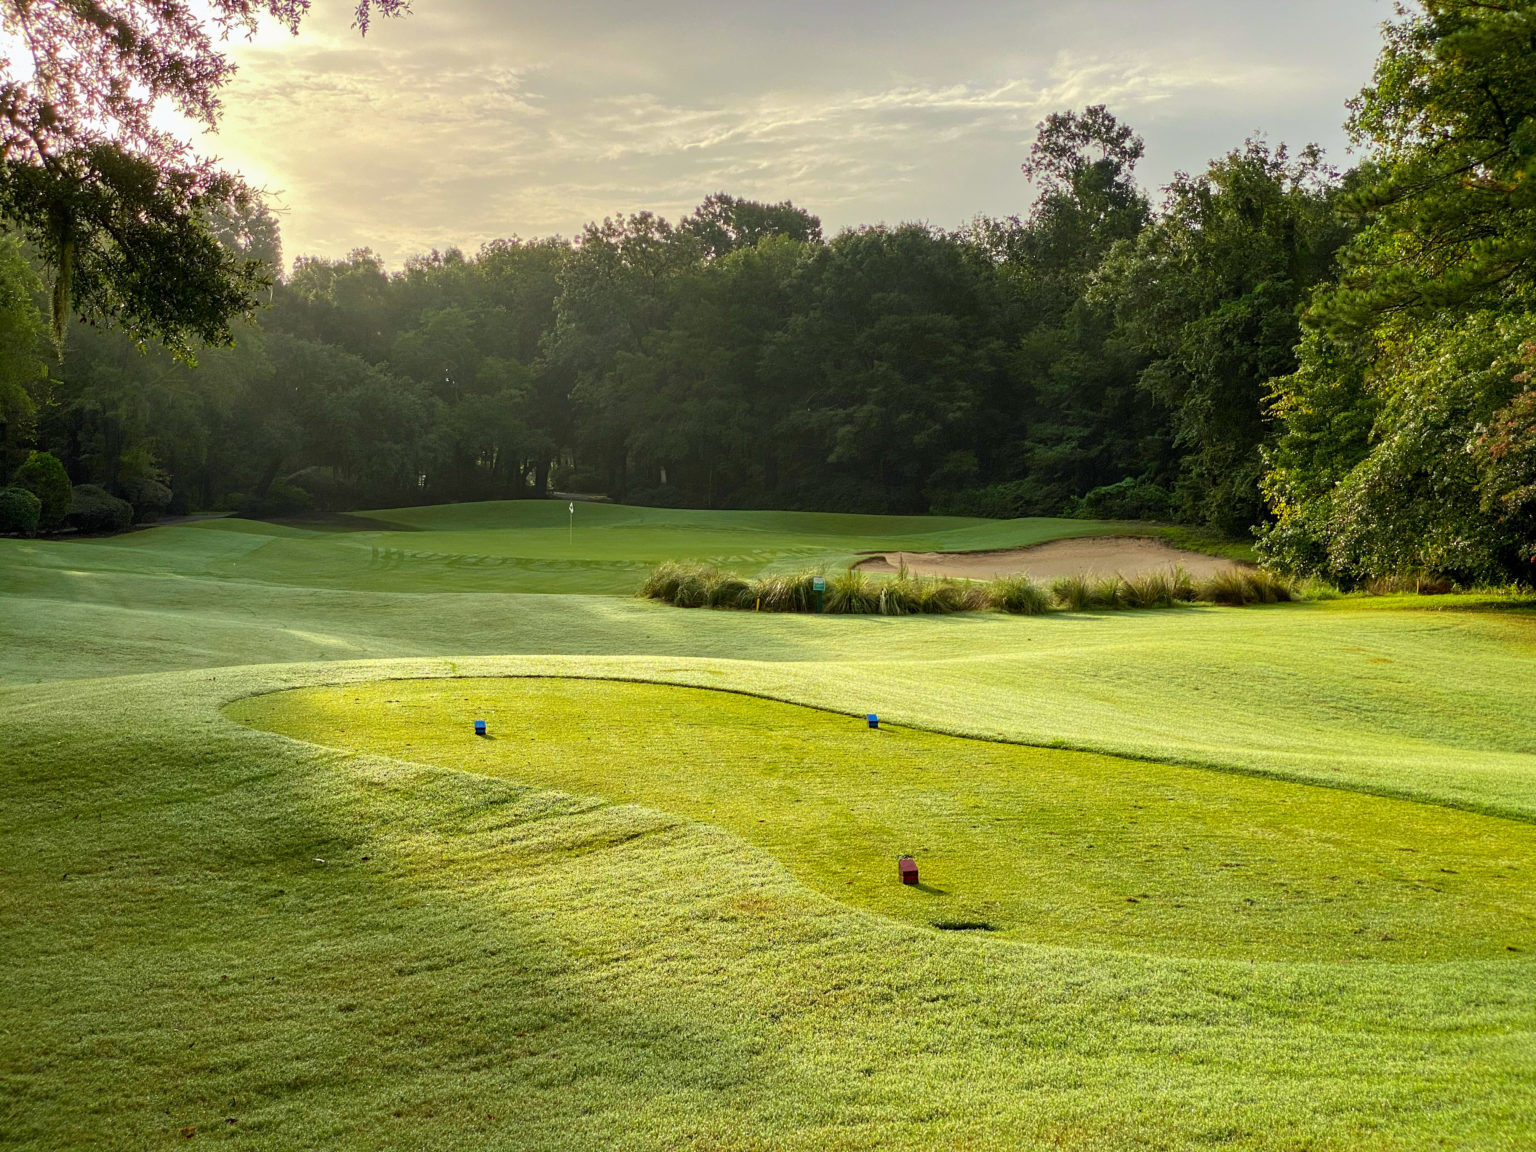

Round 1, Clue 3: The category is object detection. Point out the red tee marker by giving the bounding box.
[898,856,919,885]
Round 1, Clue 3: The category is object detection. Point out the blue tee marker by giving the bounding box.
[867,714,879,729]
[474,720,487,736]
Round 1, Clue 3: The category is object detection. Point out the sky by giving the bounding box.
[194,1,1393,267]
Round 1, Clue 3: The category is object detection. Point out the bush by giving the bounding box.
[0,486,41,535]
[1067,477,1173,521]
[930,478,1068,519]
[232,481,312,519]
[640,562,1306,615]
[11,451,71,531]
[67,484,134,534]
[119,476,173,523]
[284,466,350,512]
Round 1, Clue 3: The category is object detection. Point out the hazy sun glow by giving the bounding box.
[181,1,1388,265]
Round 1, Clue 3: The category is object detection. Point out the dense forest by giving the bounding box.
[1,0,1533,586]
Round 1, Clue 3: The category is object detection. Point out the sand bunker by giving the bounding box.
[854,536,1244,582]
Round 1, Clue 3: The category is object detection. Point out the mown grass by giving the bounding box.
[641,561,1297,614]
[1,662,1533,1150]
[230,676,1536,964]
[3,500,1536,1147]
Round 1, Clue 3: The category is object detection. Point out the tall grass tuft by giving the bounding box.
[643,561,1303,614]
[990,575,1052,615]
[1121,569,1178,609]
[747,572,819,612]
[827,568,882,614]
[1197,567,1300,606]
[1198,568,1251,606]
[638,561,691,602]
[1051,573,1093,612]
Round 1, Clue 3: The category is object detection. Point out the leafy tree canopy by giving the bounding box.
[0,0,407,355]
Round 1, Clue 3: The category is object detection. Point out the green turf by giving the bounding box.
[230,676,1536,963]
[3,500,1535,1148]
[18,504,1162,599]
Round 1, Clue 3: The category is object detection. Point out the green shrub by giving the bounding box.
[11,451,71,530]
[753,573,818,612]
[67,484,134,534]
[669,565,721,608]
[1066,477,1172,521]
[989,575,1052,615]
[0,485,41,535]
[120,476,173,523]
[641,561,1307,616]
[1169,566,1199,602]
[232,481,311,519]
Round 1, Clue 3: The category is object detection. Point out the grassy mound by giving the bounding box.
[231,677,1536,963]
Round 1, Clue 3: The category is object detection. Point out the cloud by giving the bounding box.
[189,1,1389,264]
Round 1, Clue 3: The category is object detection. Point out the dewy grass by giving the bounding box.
[2,493,1536,1147]
[230,676,1536,965]
[2,660,1534,1150]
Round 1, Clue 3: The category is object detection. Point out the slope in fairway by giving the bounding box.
[232,677,1536,963]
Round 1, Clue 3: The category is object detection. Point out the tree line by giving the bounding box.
[1,0,1532,586]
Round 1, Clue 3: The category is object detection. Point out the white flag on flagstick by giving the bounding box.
[569,502,574,514]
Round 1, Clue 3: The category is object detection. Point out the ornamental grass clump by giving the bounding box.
[909,577,972,614]
[748,572,819,612]
[1121,569,1181,609]
[1198,568,1252,606]
[1051,573,1093,612]
[639,561,692,601]
[989,575,1052,615]
[826,568,882,614]
[1197,567,1299,606]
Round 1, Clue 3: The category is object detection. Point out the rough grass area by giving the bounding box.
[2,660,1534,1150]
[230,677,1536,963]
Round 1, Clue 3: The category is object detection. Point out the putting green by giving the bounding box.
[231,676,1536,963]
